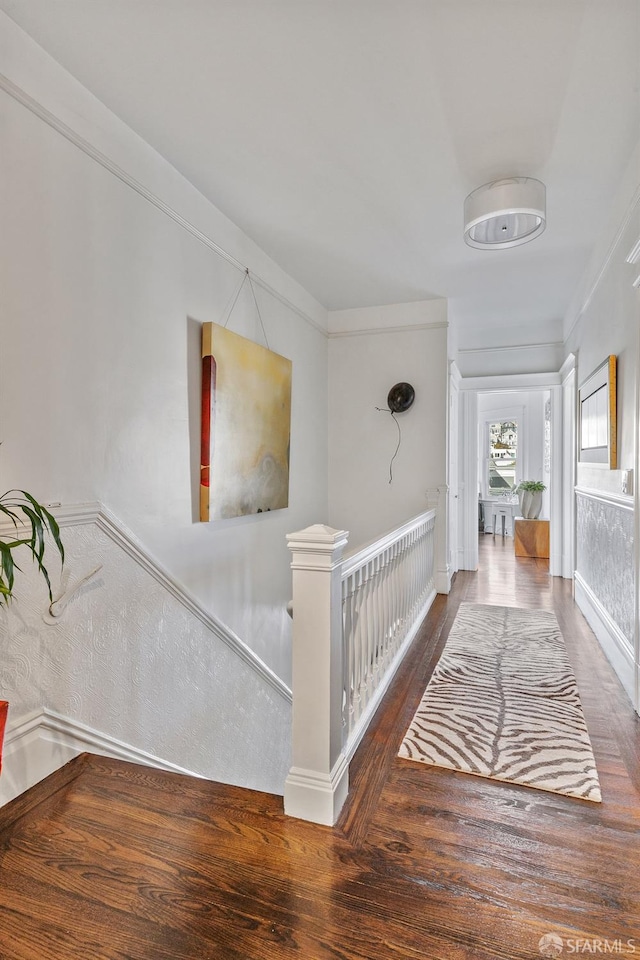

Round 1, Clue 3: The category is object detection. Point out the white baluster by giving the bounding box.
[341,576,354,741]
[352,567,365,723]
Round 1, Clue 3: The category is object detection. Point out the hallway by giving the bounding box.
[0,541,638,959]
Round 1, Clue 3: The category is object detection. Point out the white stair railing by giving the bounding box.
[284,510,437,826]
[341,510,436,751]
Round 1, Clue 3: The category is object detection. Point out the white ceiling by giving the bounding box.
[2,0,639,336]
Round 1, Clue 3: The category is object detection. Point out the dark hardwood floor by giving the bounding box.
[1,536,639,959]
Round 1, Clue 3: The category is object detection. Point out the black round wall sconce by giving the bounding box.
[387,382,415,413]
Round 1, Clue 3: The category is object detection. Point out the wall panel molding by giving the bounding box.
[1,503,293,800]
[0,501,291,703]
[575,489,634,660]
[574,573,635,705]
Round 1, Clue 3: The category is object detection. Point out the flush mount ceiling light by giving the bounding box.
[464,177,546,249]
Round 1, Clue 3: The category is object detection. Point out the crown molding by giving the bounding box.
[626,235,640,288]
[559,352,576,380]
[449,360,462,388]
[460,371,562,391]
[328,320,447,339]
[626,236,640,264]
[458,341,562,357]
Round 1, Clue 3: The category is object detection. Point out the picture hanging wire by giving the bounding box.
[221,268,270,350]
[247,270,271,351]
[221,270,248,328]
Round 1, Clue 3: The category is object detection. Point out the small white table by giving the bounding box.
[480,498,518,537]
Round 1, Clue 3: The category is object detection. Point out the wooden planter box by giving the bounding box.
[514,519,550,558]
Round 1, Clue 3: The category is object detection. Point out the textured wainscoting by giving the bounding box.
[0,506,292,804]
[574,488,635,701]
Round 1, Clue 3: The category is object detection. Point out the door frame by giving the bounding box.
[457,371,568,577]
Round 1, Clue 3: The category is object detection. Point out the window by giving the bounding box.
[486,420,518,495]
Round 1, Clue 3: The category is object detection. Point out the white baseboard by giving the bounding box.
[574,572,637,707]
[1,708,201,807]
[562,552,574,580]
[435,565,452,595]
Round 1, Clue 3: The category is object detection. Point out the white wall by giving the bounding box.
[0,516,292,801]
[0,13,329,692]
[327,300,448,549]
[564,135,640,709]
[566,139,640,495]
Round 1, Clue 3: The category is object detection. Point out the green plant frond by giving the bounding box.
[19,492,65,565]
[40,503,64,565]
[17,506,55,599]
[3,538,31,550]
[37,560,54,604]
[0,489,26,506]
[0,490,64,604]
[517,479,546,493]
[18,504,44,558]
[0,541,16,594]
[0,503,20,527]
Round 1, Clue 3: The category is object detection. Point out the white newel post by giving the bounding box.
[285,524,350,825]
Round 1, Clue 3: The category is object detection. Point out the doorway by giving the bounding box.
[454,369,573,579]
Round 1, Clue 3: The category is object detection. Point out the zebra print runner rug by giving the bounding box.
[399,603,601,802]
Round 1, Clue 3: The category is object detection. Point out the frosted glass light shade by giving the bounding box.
[464,178,546,249]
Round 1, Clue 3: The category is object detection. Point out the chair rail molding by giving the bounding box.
[0,501,291,702]
[1,501,294,801]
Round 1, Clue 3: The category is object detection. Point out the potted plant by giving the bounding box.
[0,489,64,773]
[516,480,546,520]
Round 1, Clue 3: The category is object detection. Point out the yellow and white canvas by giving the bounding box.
[200,322,292,521]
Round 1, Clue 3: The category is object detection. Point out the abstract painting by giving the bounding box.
[200,321,292,521]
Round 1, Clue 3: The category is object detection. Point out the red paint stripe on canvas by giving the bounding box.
[201,355,214,486]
